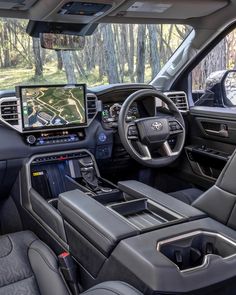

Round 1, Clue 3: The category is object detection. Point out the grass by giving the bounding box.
[0,65,108,90]
[0,66,70,90]
[0,63,153,90]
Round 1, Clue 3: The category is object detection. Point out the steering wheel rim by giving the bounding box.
[118,89,186,168]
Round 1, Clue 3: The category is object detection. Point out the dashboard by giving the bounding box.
[0,83,185,161]
[0,83,187,196]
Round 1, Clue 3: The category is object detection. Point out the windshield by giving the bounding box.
[0,19,191,89]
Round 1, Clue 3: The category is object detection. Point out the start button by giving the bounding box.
[98,132,107,143]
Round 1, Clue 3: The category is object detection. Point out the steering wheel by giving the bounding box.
[118,89,186,168]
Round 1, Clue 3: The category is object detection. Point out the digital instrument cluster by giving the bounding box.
[102,102,139,123]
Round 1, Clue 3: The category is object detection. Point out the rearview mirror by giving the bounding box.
[40,33,85,51]
[222,70,236,105]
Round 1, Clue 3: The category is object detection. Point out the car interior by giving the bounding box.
[1,0,236,294]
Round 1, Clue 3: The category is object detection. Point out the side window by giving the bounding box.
[191,28,236,107]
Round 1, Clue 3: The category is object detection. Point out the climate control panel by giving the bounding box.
[25,130,85,146]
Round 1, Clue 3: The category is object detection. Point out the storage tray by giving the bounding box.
[109,198,182,230]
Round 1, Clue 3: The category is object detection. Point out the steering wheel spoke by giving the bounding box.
[136,141,152,160]
[162,141,179,157]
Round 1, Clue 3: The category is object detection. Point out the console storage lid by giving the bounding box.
[58,189,139,256]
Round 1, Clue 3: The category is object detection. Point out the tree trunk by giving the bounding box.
[102,24,120,84]
[32,37,43,77]
[2,23,10,68]
[129,24,135,82]
[72,51,87,78]
[62,51,77,84]
[56,51,63,71]
[136,25,146,83]
[147,25,160,79]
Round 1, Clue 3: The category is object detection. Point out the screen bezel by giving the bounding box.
[18,84,87,132]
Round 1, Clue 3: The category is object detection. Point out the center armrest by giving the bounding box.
[118,180,205,220]
[58,189,139,256]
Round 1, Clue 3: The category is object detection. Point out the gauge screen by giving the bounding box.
[102,102,139,123]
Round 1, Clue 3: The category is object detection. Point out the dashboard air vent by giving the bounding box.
[164,91,189,112]
[87,94,97,120]
[0,98,19,126]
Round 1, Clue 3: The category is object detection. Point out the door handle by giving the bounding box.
[205,124,229,138]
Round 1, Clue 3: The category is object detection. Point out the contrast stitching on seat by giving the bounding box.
[0,275,34,289]
[28,238,40,249]
[0,236,13,258]
[29,239,58,260]
[28,247,59,273]
[226,199,236,225]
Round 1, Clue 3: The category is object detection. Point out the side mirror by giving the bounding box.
[222,70,236,106]
[40,33,85,51]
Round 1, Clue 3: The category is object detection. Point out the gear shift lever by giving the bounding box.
[78,157,113,194]
[79,157,99,191]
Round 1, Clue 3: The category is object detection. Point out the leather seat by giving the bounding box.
[169,188,203,205]
[0,231,142,295]
[82,281,143,295]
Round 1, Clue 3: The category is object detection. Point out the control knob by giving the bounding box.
[26,135,36,145]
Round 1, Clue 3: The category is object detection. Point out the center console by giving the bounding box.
[20,149,236,295]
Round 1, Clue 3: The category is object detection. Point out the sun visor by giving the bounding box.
[26,20,98,37]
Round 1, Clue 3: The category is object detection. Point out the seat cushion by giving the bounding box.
[0,231,143,295]
[0,231,69,295]
[82,281,143,295]
[169,188,203,205]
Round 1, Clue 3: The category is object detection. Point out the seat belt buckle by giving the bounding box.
[58,252,80,295]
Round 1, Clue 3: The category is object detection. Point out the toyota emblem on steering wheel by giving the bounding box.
[151,121,163,131]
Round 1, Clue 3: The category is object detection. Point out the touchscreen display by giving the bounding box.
[19,84,86,130]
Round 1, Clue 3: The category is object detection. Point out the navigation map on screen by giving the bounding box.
[21,85,86,130]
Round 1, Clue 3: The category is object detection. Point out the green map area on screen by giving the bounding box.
[22,86,86,129]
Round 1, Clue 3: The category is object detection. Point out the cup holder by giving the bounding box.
[157,231,236,272]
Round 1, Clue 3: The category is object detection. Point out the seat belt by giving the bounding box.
[58,252,80,295]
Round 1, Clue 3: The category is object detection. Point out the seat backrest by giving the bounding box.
[193,148,236,229]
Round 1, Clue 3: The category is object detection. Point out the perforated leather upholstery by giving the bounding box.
[0,231,142,295]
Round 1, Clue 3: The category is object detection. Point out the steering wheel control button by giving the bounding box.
[128,125,138,139]
[98,132,107,143]
[169,121,182,133]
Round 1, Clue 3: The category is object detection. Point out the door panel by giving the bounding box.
[177,106,236,189]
